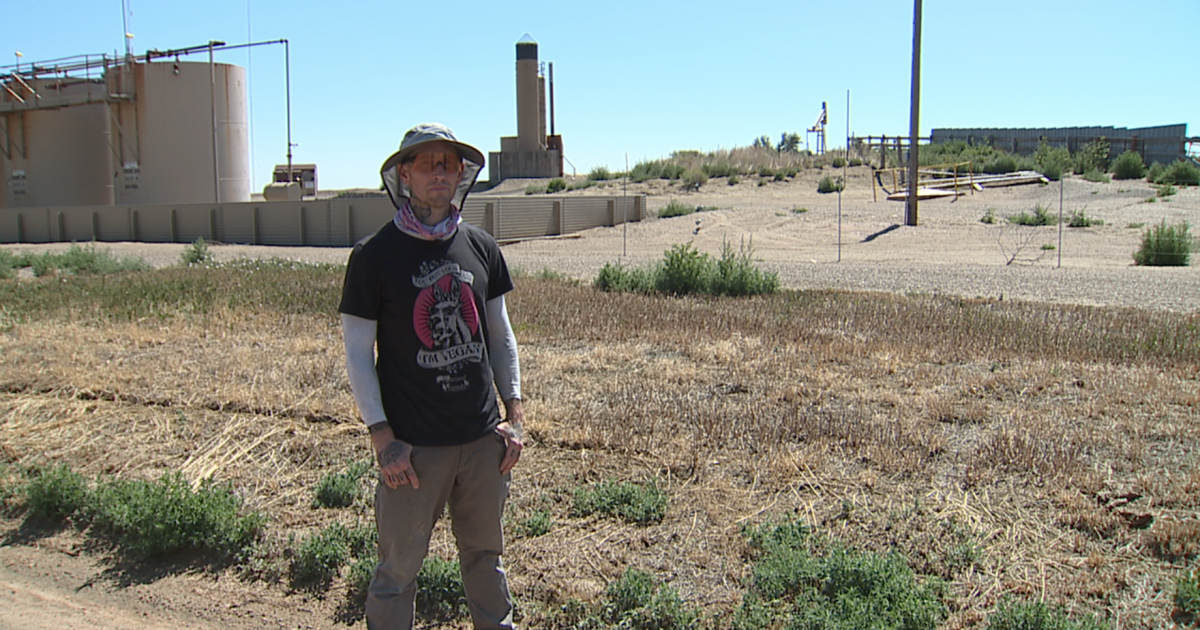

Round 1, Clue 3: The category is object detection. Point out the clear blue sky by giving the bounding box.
[7,0,1197,191]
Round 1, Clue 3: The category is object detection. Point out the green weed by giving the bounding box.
[181,237,214,266]
[24,465,89,521]
[817,175,844,193]
[980,210,997,224]
[1155,159,1200,186]
[1177,568,1200,626]
[1082,169,1110,183]
[546,178,567,193]
[1007,204,1056,226]
[290,521,376,590]
[728,174,741,185]
[1068,211,1102,228]
[417,556,467,618]
[312,459,373,509]
[519,509,554,538]
[524,184,546,195]
[657,199,696,219]
[18,243,150,277]
[986,598,1108,630]
[588,165,615,181]
[572,480,668,525]
[1157,184,1178,197]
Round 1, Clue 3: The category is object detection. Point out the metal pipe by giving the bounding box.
[285,39,292,182]
[210,41,220,203]
[549,61,555,137]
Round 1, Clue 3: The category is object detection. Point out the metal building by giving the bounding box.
[488,34,564,182]
[930,124,1194,166]
[2,50,250,209]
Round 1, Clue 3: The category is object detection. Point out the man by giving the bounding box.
[339,123,524,630]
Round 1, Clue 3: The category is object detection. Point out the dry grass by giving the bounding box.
[1,270,1198,628]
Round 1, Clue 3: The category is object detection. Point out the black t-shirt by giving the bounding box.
[339,221,514,446]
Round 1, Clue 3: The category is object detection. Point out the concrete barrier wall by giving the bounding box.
[0,194,645,246]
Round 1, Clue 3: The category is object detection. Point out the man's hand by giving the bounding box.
[369,423,419,489]
[495,398,525,475]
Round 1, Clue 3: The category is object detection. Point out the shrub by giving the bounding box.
[1007,204,1056,226]
[0,249,16,280]
[24,465,89,521]
[181,237,214,266]
[980,209,997,224]
[1133,221,1192,266]
[1157,184,1177,197]
[21,244,150,277]
[817,175,844,194]
[588,165,614,181]
[682,168,708,191]
[88,473,264,558]
[657,200,695,219]
[1035,143,1072,181]
[986,598,1108,630]
[728,174,741,186]
[1147,161,1167,183]
[524,184,546,195]
[1177,568,1200,626]
[983,154,1019,174]
[1111,150,1147,180]
[1082,169,1110,183]
[1154,159,1200,186]
[312,459,372,509]
[711,239,780,297]
[849,157,864,167]
[417,556,466,618]
[546,178,567,193]
[1073,138,1110,174]
[572,480,668,524]
[656,242,714,296]
[758,166,777,178]
[701,162,737,178]
[791,206,809,214]
[567,179,594,191]
[593,262,653,294]
[831,156,847,168]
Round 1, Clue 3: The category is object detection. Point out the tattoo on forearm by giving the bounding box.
[378,441,409,468]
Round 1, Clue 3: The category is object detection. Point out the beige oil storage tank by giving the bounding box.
[117,60,250,205]
[2,78,115,208]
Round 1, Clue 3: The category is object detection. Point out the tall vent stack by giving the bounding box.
[516,34,540,152]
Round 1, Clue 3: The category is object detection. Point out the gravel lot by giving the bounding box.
[4,168,1197,312]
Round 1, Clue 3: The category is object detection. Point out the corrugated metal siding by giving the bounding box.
[491,198,557,240]
[2,194,646,245]
[562,197,610,233]
[931,125,1188,163]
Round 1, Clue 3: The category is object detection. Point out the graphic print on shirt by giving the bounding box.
[412,260,483,392]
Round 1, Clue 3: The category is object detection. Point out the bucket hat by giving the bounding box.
[380,123,484,210]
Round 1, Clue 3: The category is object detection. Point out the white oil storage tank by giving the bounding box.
[116,60,250,205]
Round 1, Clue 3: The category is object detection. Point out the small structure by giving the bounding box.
[273,163,317,198]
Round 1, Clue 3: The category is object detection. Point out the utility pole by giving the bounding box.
[905,0,922,226]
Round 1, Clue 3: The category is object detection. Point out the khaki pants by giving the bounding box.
[366,433,515,630]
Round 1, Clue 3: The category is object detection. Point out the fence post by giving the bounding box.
[57,212,65,242]
[15,214,23,243]
[91,212,99,241]
[298,206,306,246]
[252,206,259,245]
[209,208,217,241]
[484,203,495,236]
[553,200,563,235]
[131,210,139,242]
[607,200,615,227]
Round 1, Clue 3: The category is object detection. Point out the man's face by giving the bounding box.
[398,141,464,213]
